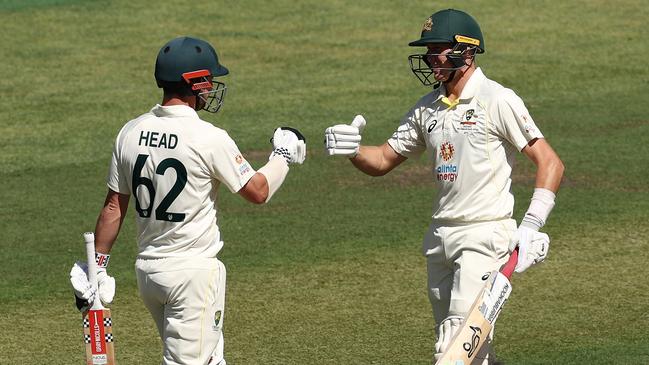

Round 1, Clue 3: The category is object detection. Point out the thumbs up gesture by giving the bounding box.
[324,115,367,157]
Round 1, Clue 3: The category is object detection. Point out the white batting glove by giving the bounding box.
[69,260,116,311]
[508,226,550,273]
[70,261,96,310]
[96,268,116,304]
[269,127,306,164]
[434,316,463,356]
[324,114,366,157]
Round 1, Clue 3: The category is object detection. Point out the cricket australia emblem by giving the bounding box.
[463,109,475,122]
[213,310,222,331]
[459,109,477,135]
[423,16,433,31]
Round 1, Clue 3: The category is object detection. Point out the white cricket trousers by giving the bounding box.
[423,218,516,364]
[136,257,226,365]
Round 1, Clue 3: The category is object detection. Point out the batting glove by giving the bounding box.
[69,259,116,311]
[324,114,366,157]
[434,316,464,356]
[96,268,115,304]
[269,127,307,164]
[70,261,96,311]
[508,225,550,273]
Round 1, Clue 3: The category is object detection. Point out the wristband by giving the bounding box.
[269,147,291,165]
[95,252,110,269]
[521,188,556,231]
[258,157,290,203]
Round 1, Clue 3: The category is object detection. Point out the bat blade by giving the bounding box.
[83,308,115,365]
[82,232,116,365]
[435,250,518,365]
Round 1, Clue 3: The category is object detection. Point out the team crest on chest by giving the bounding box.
[462,109,475,123]
[459,108,478,135]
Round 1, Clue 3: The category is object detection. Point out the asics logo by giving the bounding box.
[427,120,437,133]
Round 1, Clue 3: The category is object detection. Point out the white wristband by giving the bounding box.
[521,188,556,230]
[258,157,290,203]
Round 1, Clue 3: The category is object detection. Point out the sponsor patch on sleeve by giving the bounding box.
[239,161,251,176]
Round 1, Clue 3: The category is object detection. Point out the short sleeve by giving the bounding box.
[491,89,544,151]
[106,129,131,194]
[205,132,256,193]
[387,106,427,158]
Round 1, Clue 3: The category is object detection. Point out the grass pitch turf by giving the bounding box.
[1,0,647,364]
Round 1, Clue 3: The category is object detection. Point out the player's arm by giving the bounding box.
[238,127,306,204]
[94,189,130,255]
[350,143,407,176]
[238,172,270,204]
[70,189,126,309]
[521,138,564,193]
[91,189,128,302]
[509,138,565,272]
[325,115,407,176]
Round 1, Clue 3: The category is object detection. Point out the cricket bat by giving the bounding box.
[435,249,519,365]
[82,232,116,365]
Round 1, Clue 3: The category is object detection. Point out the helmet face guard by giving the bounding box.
[408,42,479,86]
[182,69,227,113]
[198,79,227,113]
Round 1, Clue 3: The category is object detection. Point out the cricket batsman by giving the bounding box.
[70,36,306,364]
[324,9,564,364]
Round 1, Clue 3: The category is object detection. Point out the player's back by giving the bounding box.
[109,104,234,259]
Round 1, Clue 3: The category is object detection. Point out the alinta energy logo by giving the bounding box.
[437,142,458,182]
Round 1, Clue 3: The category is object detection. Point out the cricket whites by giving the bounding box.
[82,232,116,365]
[435,249,519,365]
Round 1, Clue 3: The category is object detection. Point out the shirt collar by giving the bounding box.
[433,67,486,107]
[150,104,200,118]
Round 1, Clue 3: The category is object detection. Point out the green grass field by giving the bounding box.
[1,0,648,364]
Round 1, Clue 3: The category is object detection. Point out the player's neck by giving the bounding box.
[162,95,196,109]
[444,66,475,102]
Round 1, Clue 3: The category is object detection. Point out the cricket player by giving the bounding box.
[70,36,306,365]
[324,9,564,364]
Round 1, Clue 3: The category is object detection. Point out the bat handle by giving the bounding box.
[83,232,100,309]
[500,247,519,279]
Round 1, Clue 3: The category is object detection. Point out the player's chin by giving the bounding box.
[433,71,449,82]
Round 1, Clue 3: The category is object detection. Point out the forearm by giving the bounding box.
[350,144,403,176]
[94,191,129,254]
[520,139,565,230]
[325,117,406,175]
[521,155,563,231]
[533,154,564,193]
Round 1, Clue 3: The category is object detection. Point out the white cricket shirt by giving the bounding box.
[388,68,544,222]
[107,105,256,259]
